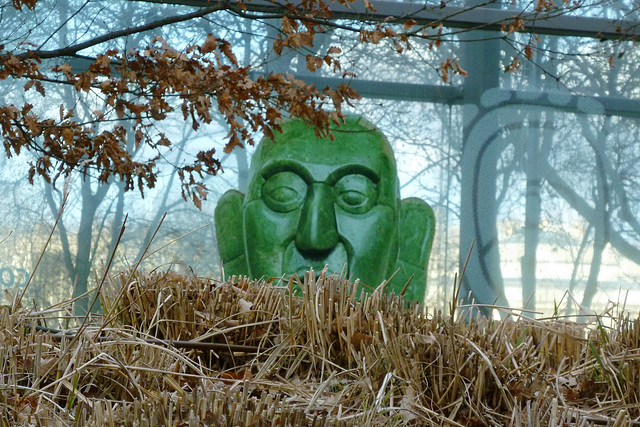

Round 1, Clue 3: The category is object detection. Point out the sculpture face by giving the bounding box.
[215,117,434,301]
[243,118,399,287]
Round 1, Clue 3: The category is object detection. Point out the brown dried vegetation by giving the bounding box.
[2,268,640,425]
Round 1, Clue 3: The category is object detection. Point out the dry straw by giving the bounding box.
[2,267,640,426]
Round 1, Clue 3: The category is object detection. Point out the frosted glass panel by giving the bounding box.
[2,1,640,320]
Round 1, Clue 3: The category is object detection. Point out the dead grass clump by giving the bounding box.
[2,268,640,426]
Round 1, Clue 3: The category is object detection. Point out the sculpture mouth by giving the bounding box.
[282,242,349,279]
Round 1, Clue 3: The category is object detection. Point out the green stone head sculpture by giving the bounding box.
[214,116,435,302]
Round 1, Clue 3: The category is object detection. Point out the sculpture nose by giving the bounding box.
[295,182,339,255]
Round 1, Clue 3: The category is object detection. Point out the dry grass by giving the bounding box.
[2,267,640,426]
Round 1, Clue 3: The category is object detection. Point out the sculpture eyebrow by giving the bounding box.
[326,165,380,185]
[260,160,380,185]
[260,160,313,182]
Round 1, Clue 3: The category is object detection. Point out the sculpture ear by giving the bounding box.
[392,198,436,302]
[214,190,249,278]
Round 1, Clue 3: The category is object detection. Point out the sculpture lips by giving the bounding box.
[282,241,348,278]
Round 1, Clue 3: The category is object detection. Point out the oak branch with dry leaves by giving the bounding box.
[1,0,608,206]
[2,0,366,207]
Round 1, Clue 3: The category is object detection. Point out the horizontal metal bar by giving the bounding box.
[142,0,640,40]
[277,73,464,103]
[500,89,640,119]
[262,72,640,118]
[57,58,640,118]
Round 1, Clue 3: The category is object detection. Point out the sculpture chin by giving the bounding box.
[282,242,349,278]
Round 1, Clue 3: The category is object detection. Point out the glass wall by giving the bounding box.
[2,0,640,320]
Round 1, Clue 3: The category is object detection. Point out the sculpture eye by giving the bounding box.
[334,174,378,214]
[262,171,307,213]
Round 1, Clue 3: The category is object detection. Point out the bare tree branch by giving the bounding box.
[19,3,228,60]
[543,161,640,265]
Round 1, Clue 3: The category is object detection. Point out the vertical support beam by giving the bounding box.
[459,29,508,316]
[521,124,542,315]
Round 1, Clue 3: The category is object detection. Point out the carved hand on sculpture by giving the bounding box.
[214,117,435,302]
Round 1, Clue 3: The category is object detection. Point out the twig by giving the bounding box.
[25,323,261,353]
[102,212,167,328]
[449,238,474,320]
[13,179,71,312]
[19,4,228,60]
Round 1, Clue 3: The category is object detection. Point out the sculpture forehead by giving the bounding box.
[252,118,397,182]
